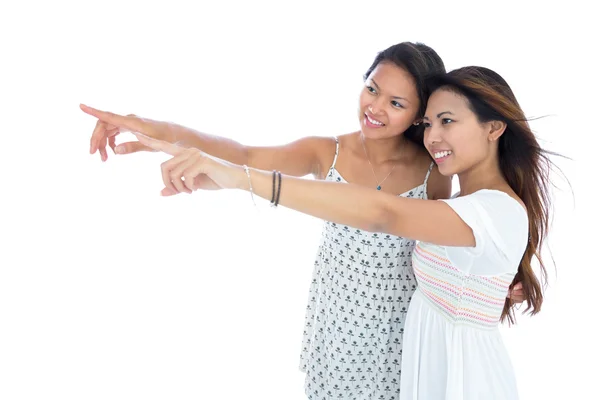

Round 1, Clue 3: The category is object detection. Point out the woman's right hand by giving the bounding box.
[81,104,176,162]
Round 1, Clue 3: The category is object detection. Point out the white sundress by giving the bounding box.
[399,189,529,400]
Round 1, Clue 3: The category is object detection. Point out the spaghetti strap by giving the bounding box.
[328,136,340,170]
[423,161,435,184]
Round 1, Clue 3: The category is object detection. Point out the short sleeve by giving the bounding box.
[440,190,529,276]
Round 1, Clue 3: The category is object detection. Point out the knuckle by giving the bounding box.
[183,172,194,184]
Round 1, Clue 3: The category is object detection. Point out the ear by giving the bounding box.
[488,120,507,141]
[413,118,422,126]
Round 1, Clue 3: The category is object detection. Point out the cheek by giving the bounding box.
[454,134,487,162]
[388,108,416,129]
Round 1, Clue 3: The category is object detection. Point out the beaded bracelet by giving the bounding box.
[243,165,257,207]
[270,170,282,208]
[274,171,282,207]
[271,170,276,204]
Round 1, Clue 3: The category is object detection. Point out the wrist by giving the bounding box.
[164,122,181,144]
[238,164,254,191]
[212,156,251,191]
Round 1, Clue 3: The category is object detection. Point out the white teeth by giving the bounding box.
[434,151,452,159]
[366,115,384,126]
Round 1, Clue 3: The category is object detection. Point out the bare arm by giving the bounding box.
[134,133,476,247]
[82,104,331,177]
[242,167,474,246]
[168,124,249,165]
[170,123,329,177]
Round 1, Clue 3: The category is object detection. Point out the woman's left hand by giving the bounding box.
[507,282,525,304]
[134,133,244,196]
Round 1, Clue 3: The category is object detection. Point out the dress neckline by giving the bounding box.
[328,167,425,198]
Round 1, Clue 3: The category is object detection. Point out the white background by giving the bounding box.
[0,1,594,399]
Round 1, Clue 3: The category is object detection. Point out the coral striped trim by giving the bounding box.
[412,241,515,329]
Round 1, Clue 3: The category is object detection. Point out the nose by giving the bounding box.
[424,123,442,146]
[368,96,386,115]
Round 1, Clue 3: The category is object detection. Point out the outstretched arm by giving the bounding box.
[242,166,474,246]
[81,104,332,178]
[135,133,475,247]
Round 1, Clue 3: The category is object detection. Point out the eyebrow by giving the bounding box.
[370,79,411,103]
[422,111,454,120]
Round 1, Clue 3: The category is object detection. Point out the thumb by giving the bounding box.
[160,187,178,196]
[114,141,156,154]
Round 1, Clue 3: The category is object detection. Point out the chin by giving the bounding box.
[361,128,384,139]
[435,162,456,177]
[361,123,394,140]
[363,131,400,143]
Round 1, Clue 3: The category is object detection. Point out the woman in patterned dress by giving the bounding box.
[83,42,449,399]
[83,45,525,399]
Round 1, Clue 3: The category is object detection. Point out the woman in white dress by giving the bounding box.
[112,65,549,399]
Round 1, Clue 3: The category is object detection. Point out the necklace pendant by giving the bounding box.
[377,185,382,190]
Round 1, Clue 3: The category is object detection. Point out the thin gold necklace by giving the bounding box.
[360,135,396,191]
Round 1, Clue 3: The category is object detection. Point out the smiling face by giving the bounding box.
[423,88,504,176]
[358,62,421,140]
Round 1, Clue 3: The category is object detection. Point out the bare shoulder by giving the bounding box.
[426,162,452,200]
[313,133,358,179]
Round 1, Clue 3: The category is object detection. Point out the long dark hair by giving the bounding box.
[427,66,554,323]
[364,42,446,146]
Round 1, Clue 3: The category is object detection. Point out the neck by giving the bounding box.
[457,158,506,196]
[360,132,417,165]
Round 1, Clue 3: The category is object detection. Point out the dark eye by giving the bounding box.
[366,86,377,94]
[442,118,453,124]
[391,100,404,109]
[422,122,432,128]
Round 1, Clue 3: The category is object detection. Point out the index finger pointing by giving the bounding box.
[80,104,140,133]
[80,104,123,124]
